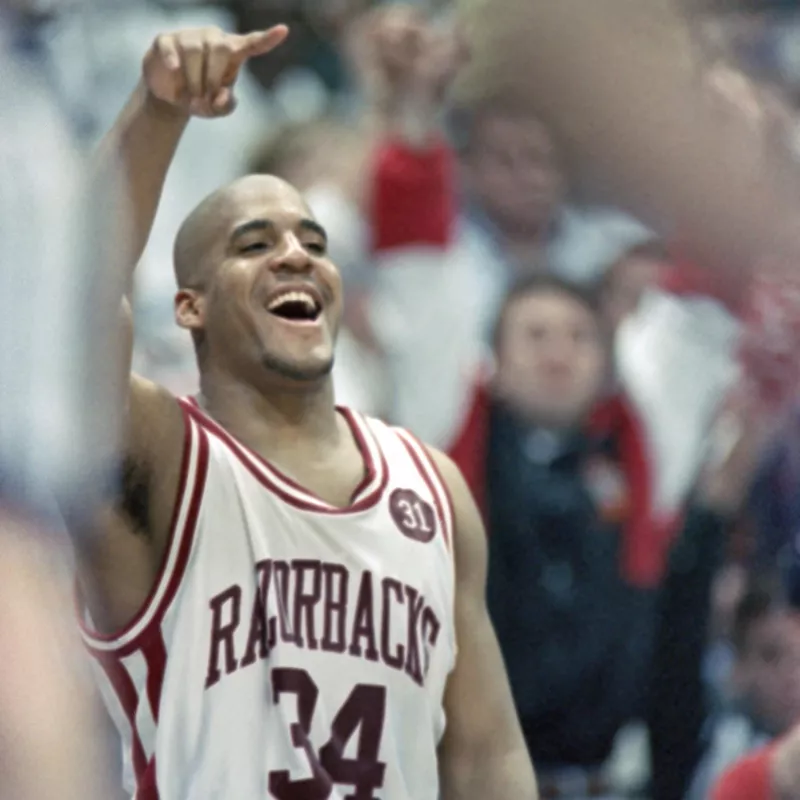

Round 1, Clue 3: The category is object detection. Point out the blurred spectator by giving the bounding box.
[454,99,655,292]
[363,6,663,448]
[364,5,487,443]
[689,573,800,798]
[473,275,736,798]
[454,101,565,275]
[435,266,780,796]
[480,279,651,793]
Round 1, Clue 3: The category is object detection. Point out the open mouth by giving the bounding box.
[266,289,322,323]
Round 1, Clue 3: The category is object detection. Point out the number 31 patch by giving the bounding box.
[388,489,437,543]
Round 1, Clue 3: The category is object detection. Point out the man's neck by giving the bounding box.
[198,367,340,455]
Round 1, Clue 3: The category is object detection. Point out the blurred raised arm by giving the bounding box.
[458,0,800,276]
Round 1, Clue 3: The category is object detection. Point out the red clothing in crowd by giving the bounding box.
[448,381,677,588]
[712,742,777,800]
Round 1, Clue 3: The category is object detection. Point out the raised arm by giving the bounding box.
[431,448,538,800]
[74,26,288,633]
[94,25,288,380]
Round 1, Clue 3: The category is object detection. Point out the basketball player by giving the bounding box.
[76,24,538,800]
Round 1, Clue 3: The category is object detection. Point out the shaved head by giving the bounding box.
[173,174,310,288]
[171,171,342,385]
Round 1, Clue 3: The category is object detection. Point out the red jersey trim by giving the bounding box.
[393,428,454,552]
[183,398,389,515]
[80,406,209,655]
[96,651,149,791]
[93,649,162,800]
[341,408,382,503]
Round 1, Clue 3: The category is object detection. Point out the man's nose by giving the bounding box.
[272,232,312,273]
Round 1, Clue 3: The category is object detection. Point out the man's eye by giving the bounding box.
[241,242,268,254]
[306,241,327,255]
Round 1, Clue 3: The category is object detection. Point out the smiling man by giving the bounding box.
[74,24,536,800]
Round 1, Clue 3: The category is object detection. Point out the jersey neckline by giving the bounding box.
[182,396,389,515]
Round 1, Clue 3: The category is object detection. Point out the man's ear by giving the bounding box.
[175,288,206,332]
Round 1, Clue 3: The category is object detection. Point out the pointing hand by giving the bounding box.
[143,25,289,118]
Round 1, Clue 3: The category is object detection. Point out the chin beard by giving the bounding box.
[260,351,335,383]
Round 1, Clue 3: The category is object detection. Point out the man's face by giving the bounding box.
[465,111,564,236]
[735,611,800,735]
[176,176,343,387]
[494,290,606,428]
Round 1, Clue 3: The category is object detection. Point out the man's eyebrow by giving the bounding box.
[299,218,328,243]
[230,218,327,244]
[230,219,275,241]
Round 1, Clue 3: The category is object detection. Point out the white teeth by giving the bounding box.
[267,290,317,312]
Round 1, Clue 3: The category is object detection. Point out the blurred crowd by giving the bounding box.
[8,0,800,798]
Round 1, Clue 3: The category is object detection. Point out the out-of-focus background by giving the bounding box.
[7,0,800,797]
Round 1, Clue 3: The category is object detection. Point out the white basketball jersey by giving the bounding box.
[80,398,457,800]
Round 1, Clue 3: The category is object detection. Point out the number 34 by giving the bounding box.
[268,667,387,800]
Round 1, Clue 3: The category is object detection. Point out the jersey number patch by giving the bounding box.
[268,667,387,799]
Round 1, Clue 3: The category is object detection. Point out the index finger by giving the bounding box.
[230,25,289,62]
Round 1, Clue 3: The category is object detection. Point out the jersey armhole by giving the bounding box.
[78,399,209,656]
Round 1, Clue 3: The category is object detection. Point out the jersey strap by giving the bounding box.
[392,427,455,552]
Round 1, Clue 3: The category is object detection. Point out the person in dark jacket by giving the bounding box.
[484,277,657,781]
[480,275,758,798]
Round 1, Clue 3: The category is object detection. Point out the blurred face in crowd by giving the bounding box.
[734,610,800,735]
[174,175,343,389]
[601,248,667,331]
[494,287,606,429]
[464,109,565,237]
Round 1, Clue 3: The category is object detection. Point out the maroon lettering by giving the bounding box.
[421,606,441,678]
[273,560,298,645]
[241,559,272,668]
[349,571,379,662]
[319,683,387,799]
[321,564,349,653]
[380,578,405,671]
[268,668,332,799]
[269,668,387,800]
[292,560,322,650]
[404,585,426,686]
[205,585,242,689]
[205,562,444,692]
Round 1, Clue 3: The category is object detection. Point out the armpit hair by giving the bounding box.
[119,454,151,537]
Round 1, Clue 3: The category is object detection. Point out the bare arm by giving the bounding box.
[458,0,800,276]
[94,25,287,385]
[93,83,189,301]
[74,26,289,632]
[431,449,538,800]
